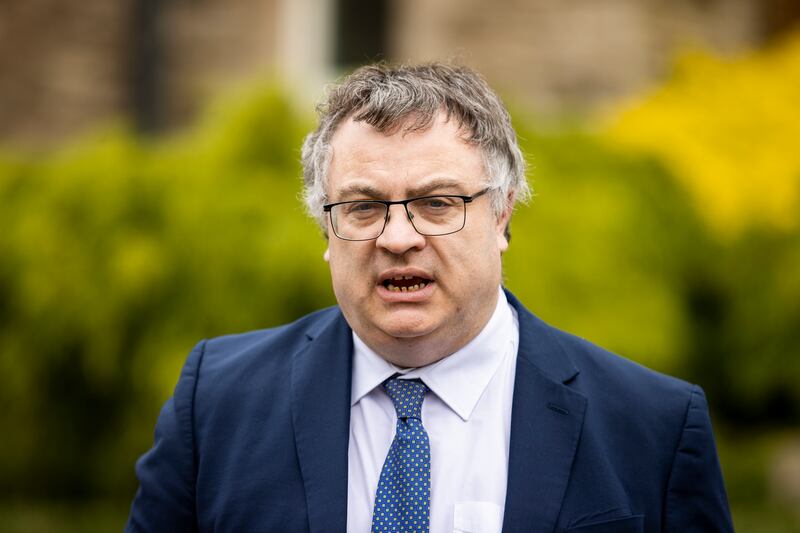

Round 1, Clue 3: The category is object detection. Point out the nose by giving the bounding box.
[376,204,426,254]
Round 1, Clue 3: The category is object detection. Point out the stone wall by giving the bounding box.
[0,0,795,147]
[391,0,761,113]
[0,0,279,147]
[0,0,131,146]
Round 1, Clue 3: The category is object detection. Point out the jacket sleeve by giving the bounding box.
[125,340,206,533]
[663,385,734,532]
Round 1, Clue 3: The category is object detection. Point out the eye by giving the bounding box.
[419,196,457,209]
[343,201,383,217]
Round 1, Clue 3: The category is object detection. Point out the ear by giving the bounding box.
[495,192,514,253]
[323,247,330,262]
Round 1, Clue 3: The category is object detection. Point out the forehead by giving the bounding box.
[327,113,485,199]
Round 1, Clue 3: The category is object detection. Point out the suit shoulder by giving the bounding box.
[178,305,346,433]
[196,305,342,378]
[205,305,339,352]
[562,328,690,391]
[561,325,694,394]
[542,325,703,468]
[507,289,693,401]
[544,324,697,422]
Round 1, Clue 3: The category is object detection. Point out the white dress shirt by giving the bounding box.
[347,288,519,533]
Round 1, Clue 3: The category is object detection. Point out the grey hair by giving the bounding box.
[301,63,530,236]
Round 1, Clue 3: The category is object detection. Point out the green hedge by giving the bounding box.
[0,87,333,499]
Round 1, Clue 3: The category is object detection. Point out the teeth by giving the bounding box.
[384,282,427,292]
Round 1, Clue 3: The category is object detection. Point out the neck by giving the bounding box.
[357,291,501,368]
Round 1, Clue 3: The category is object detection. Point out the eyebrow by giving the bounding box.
[332,178,468,202]
[332,183,384,201]
[407,178,467,197]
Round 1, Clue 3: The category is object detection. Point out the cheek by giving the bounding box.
[327,244,371,294]
[462,228,504,280]
[436,236,496,286]
[329,252,351,285]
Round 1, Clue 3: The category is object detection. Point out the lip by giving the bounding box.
[376,268,436,303]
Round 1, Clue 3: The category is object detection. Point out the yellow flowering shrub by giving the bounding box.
[606,31,800,238]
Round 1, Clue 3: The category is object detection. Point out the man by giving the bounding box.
[127,64,733,532]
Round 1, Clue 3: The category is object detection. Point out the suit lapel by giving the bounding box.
[502,291,587,533]
[291,311,353,533]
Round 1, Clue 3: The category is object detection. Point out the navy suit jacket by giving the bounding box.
[127,290,733,532]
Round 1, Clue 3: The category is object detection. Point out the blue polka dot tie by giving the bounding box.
[371,378,431,533]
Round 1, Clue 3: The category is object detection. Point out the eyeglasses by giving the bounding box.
[323,187,491,241]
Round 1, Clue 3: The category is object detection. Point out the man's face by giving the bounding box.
[324,114,511,366]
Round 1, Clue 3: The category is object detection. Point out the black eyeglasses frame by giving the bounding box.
[322,187,492,241]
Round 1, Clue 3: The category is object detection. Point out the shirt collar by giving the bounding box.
[350,287,517,421]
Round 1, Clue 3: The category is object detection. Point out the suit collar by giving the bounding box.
[502,289,587,533]
[291,310,353,533]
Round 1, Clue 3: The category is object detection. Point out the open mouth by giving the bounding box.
[382,275,433,293]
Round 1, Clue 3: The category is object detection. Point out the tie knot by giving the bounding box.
[383,378,427,420]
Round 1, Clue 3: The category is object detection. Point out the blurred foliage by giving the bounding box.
[717,428,800,532]
[603,31,800,425]
[0,501,129,533]
[0,86,334,500]
[606,31,800,238]
[0,33,798,533]
[505,126,703,376]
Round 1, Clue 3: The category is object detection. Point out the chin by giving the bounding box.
[375,311,439,340]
